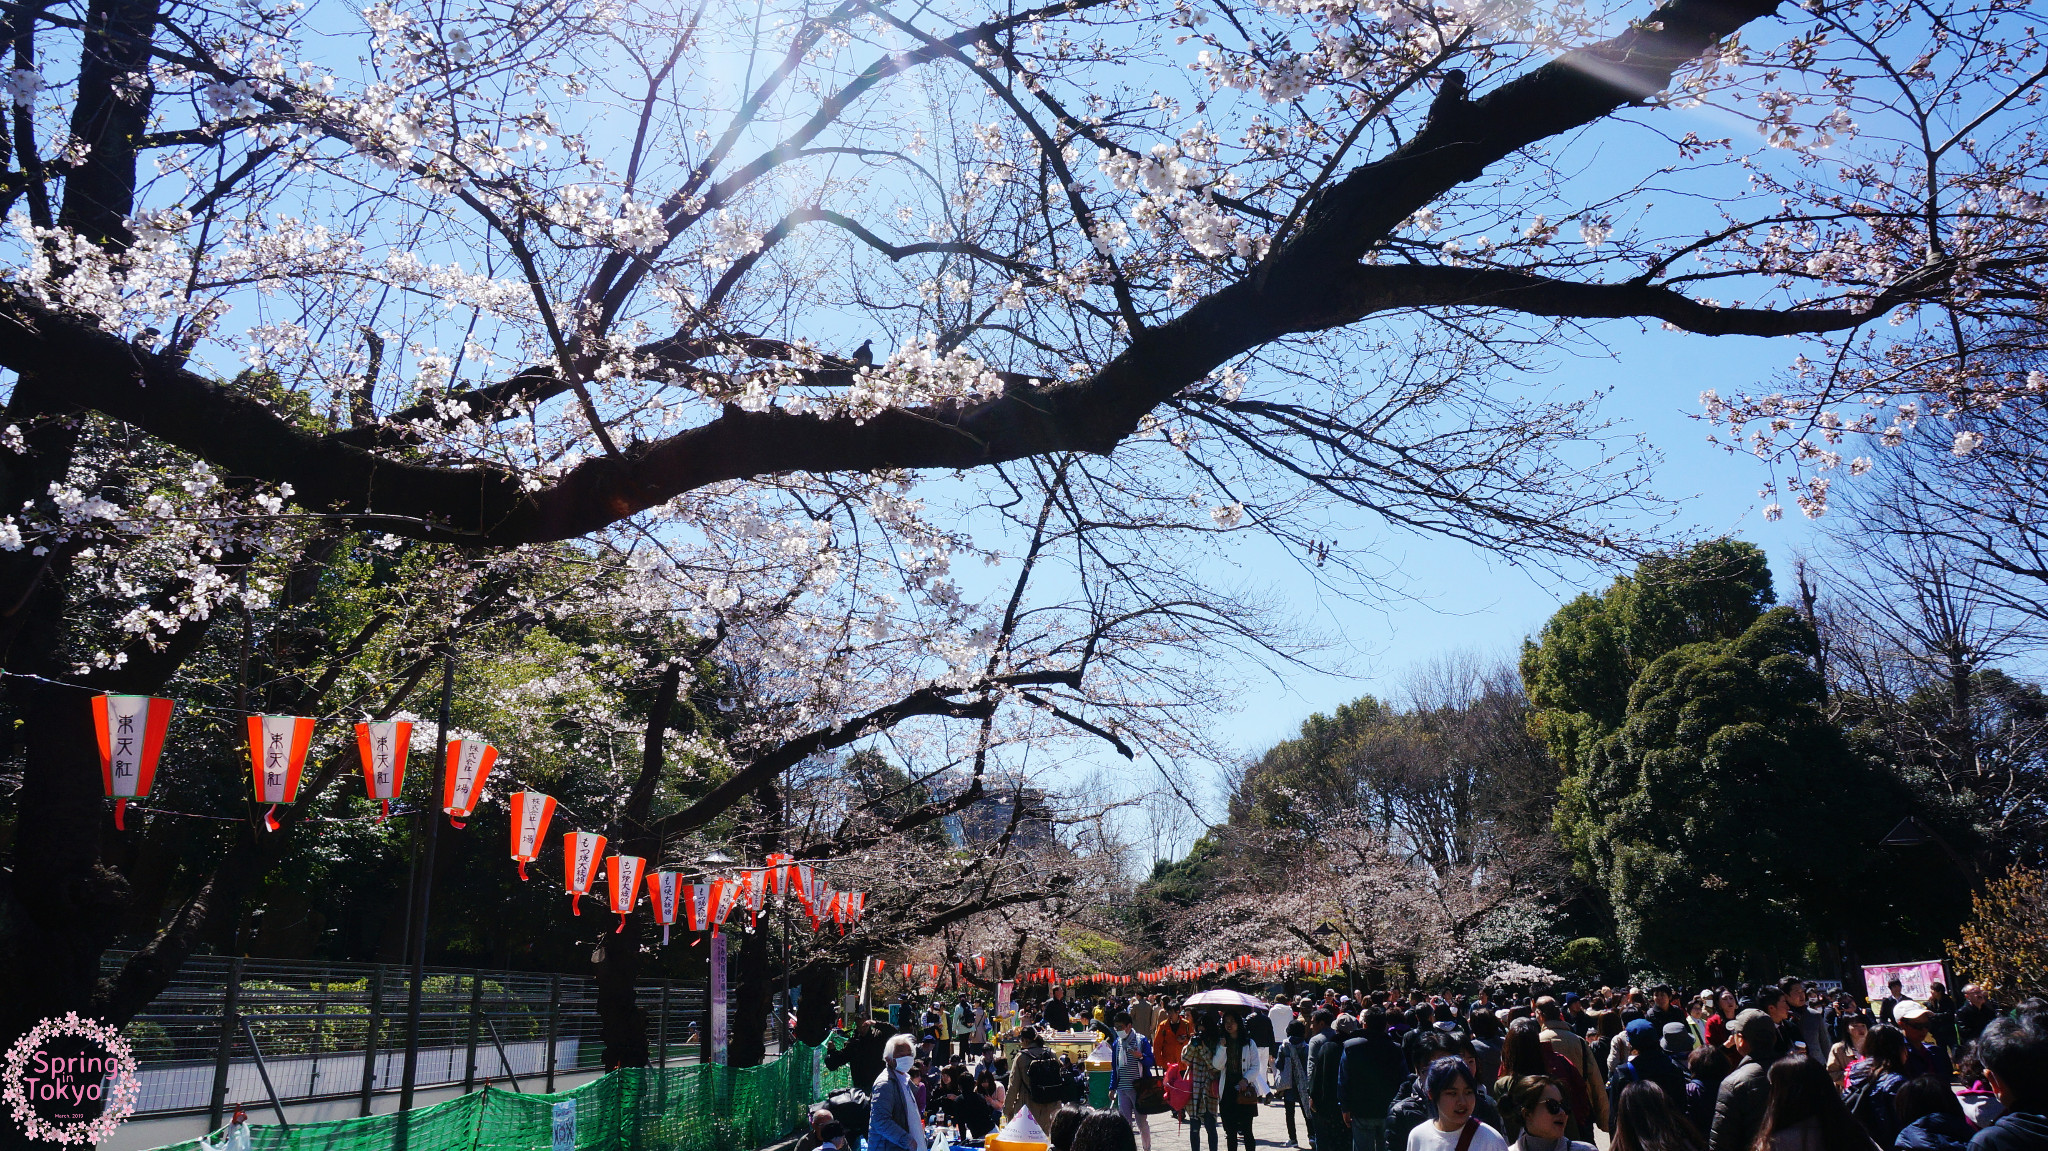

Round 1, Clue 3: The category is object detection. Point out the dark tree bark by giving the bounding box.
[795,965,841,1047]
[593,659,683,1068]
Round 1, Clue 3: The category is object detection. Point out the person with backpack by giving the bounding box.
[1499,1019,1594,1142]
[1606,1020,1697,1129]
[1010,1027,1068,1135]
[1841,1024,1909,1147]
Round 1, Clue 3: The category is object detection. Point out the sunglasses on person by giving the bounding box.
[1533,1099,1566,1117]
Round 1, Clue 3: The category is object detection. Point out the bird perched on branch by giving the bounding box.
[850,339,874,367]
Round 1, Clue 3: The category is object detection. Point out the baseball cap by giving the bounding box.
[1895,1001,1932,1023]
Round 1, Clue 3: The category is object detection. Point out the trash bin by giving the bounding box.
[1086,1060,1112,1109]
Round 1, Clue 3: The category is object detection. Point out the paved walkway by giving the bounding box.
[1130,1098,1312,1151]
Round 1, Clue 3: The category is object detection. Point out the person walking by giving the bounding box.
[1843,1024,1911,1147]
[1012,1027,1070,1134]
[1273,1019,1311,1148]
[1308,1012,1352,1151]
[1404,1058,1508,1151]
[1186,1016,1225,1151]
[1605,1019,1696,1125]
[1341,1010,1405,1151]
[1502,1076,1596,1151]
[1751,1055,1880,1151]
[1969,1013,2048,1151]
[1113,1011,1157,1151]
[1954,987,1999,1049]
[1217,1012,1269,1151]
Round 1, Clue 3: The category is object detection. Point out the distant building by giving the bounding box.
[926,770,1053,849]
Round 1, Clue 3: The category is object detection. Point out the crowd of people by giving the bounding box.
[816,978,2046,1151]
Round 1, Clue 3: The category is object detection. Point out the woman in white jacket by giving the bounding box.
[1214,1012,1268,1151]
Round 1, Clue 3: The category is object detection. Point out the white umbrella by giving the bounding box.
[1181,989,1269,1010]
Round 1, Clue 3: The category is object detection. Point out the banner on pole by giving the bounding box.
[997,980,1013,1020]
[710,930,729,1065]
[1862,960,1947,1002]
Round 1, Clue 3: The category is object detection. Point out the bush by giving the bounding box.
[1950,864,2048,1004]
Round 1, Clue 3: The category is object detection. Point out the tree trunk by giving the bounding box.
[596,926,651,1069]
[795,965,841,1046]
[728,919,774,1066]
[593,659,683,1068]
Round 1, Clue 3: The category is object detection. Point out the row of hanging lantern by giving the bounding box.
[90,694,869,942]
[93,695,491,832]
[877,955,991,986]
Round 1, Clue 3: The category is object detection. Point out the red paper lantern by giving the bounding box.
[563,831,607,915]
[605,855,645,934]
[247,715,315,832]
[354,720,411,822]
[442,738,496,828]
[93,694,172,830]
[509,790,555,879]
[651,871,684,944]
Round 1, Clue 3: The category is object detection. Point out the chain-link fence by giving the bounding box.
[149,1044,851,1151]
[108,953,707,1126]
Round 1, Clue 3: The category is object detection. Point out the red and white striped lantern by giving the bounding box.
[711,877,742,934]
[740,868,767,929]
[509,790,555,880]
[764,853,793,895]
[354,720,411,822]
[605,855,645,934]
[441,738,496,828]
[247,715,315,832]
[93,694,172,830]
[684,882,712,933]
[651,872,685,945]
[563,831,607,915]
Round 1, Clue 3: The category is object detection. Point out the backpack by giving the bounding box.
[1025,1047,1065,1097]
[1846,1071,1900,1143]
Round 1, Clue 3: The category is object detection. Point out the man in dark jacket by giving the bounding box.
[1956,985,2001,1048]
[1338,1013,1405,1151]
[1305,1010,1343,1151]
[1970,1014,2048,1151]
[826,1020,889,1095]
[1709,1010,1779,1151]
[1042,988,1073,1031]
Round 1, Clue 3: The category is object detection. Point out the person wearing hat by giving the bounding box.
[1894,1002,1956,1081]
[1604,1018,1696,1129]
[1656,1022,1714,1131]
[1707,1009,1779,1151]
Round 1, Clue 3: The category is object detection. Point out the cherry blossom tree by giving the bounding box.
[0,0,2044,1108]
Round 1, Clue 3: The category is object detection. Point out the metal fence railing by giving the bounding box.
[105,953,708,1127]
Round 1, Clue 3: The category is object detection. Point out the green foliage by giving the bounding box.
[1525,539,1777,889]
[1140,831,1229,908]
[1576,608,1896,979]
[1522,538,1775,774]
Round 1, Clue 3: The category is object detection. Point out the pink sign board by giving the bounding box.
[1862,960,1947,1001]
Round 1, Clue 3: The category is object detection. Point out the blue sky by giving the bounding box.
[1123,319,1834,833]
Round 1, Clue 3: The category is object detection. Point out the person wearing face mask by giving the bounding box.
[1113,1011,1157,1151]
[872,1034,930,1151]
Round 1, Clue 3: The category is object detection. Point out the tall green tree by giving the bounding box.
[1522,539,1777,870]
[1578,608,1898,979]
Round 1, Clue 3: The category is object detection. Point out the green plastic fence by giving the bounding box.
[155,1045,852,1151]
